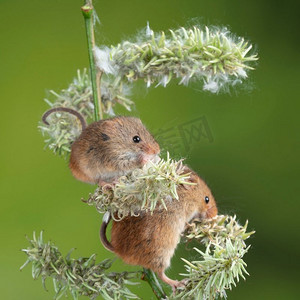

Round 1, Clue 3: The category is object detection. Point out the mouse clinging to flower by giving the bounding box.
[42,108,160,186]
[100,167,218,292]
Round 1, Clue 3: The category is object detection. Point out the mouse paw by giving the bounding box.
[98,180,116,189]
[179,278,189,286]
[159,272,188,294]
[174,278,188,289]
[98,179,109,187]
[170,279,188,294]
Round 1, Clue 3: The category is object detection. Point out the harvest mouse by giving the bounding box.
[42,107,160,185]
[100,167,218,292]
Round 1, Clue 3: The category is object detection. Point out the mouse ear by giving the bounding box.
[182,166,199,190]
[100,119,114,131]
[187,173,198,184]
[182,166,197,181]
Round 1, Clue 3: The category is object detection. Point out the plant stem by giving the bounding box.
[81,0,103,121]
[142,268,167,299]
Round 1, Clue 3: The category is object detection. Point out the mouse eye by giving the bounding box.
[133,135,141,143]
[205,196,209,204]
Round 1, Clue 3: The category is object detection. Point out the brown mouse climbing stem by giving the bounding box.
[42,108,160,187]
[99,167,218,293]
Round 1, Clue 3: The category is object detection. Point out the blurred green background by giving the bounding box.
[0,0,299,299]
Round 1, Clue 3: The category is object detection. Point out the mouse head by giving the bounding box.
[186,173,217,220]
[99,116,160,170]
[197,177,218,219]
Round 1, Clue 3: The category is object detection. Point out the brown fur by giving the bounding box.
[69,116,160,184]
[108,168,218,287]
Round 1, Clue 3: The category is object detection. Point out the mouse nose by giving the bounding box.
[206,206,218,219]
[151,142,160,155]
[143,143,160,155]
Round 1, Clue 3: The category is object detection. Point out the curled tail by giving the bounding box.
[100,212,114,252]
[42,107,87,130]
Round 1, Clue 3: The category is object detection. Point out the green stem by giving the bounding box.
[81,1,103,121]
[142,268,167,299]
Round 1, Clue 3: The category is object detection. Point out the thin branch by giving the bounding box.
[142,268,167,299]
[81,0,103,121]
[96,70,103,116]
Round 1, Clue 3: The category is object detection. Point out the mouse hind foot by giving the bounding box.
[158,272,187,293]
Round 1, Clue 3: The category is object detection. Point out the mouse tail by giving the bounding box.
[100,212,115,252]
[42,107,87,130]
